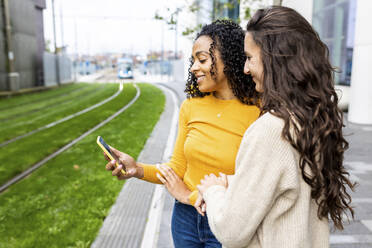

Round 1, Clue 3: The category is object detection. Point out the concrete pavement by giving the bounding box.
[91,81,181,247]
[330,117,372,248]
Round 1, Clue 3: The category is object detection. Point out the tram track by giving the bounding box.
[0,84,123,148]
[0,84,89,111]
[0,84,140,193]
[0,84,107,122]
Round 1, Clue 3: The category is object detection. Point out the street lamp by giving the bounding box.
[51,0,61,85]
[2,0,20,91]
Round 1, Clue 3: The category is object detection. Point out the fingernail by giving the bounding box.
[118,164,122,169]
[111,160,116,164]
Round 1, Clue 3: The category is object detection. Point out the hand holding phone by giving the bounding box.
[97,136,126,175]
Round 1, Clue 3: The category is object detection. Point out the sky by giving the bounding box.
[43,0,188,56]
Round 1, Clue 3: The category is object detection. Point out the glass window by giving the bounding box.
[213,0,240,22]
[312,0,356,85]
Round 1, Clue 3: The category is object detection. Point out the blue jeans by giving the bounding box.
[171,200,222,248]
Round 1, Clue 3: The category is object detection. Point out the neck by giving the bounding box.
[213,90,236,100]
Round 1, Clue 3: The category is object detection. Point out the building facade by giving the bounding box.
[281,0,372,124]
[0,0,46,91]
[178,0,372,124]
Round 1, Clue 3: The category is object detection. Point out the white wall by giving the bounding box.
[281,0,314,24]
[348,0,372,124]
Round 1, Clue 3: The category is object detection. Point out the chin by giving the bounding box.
[199,87,214,93]
[197,84,208,93]
[254,82,263,93]
[255,86,263,93]
[199,87,208,93]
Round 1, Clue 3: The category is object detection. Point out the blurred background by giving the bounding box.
[1,0,371,124]
[0,1,371,247]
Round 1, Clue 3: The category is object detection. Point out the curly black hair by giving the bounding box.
[185,19,258,105]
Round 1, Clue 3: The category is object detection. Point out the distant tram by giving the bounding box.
[117,58,133,79]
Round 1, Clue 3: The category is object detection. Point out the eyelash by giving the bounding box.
[199,59,206,63]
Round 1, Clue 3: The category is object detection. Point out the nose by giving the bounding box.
[190,61,199,74]
[243,60,250,75]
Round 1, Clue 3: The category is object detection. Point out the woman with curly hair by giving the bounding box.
[104,20,260,247]
[196,6,355,248]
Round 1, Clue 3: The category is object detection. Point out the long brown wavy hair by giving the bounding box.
[247,6,355,230]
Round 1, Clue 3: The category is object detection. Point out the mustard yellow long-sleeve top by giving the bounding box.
[140,94,260,205]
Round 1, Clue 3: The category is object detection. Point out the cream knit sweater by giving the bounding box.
[203,113,330,248]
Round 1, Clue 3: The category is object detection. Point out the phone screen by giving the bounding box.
[99,136,120,161]
[99,137,112,154]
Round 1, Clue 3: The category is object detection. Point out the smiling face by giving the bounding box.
[190,35,228,94]
[244,32,264,93]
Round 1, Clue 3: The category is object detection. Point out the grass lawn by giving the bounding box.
[0,83,136,185]
[0,83,165,248]
[0,83,87,110]
[0,83,118,144]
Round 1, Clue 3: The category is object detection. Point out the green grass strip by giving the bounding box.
[0,83,88,110]
[0,83,165,248]
[0,83,103,120]
[0,84,118,143]
[0,83,136,185]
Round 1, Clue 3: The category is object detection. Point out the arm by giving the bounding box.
[201,117,299,247]
[105,101,189,184]
[156,164,192,204]
[140,100,190,183]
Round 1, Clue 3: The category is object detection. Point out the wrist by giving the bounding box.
[181,191,191,205]
[135,163,144,179]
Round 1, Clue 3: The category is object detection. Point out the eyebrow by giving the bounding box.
[195,51,210,57]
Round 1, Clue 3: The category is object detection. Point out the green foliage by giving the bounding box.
[188,1,200,13]
[244,7,251,19]
[182,24,203,37]
[45,39,52,53]
[154,11,164,20]
[241,0,268,20]
[0,83,165,247]
[153,0,274,38]
[154,7,181,30]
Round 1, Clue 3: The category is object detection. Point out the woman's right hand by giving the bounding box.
[104,147,144,180]
[194,193,206,216]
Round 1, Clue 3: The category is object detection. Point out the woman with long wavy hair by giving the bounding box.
[196,6,355,248]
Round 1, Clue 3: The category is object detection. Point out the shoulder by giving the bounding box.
[246,112,285,137]
[181,96,207,107]
[180,96,207,117]
[237,112,300,177]
[238,112,293,159]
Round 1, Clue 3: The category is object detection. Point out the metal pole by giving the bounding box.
[174,14,178,60]
[161,21,164,61]
[52,0,61,85]
[174,21,178,60]
[74,17,78,82]
[2,0,19,91]
[59,1,64,52]
[212,0,216,21]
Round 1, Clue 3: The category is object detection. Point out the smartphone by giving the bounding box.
[97,136,126,174]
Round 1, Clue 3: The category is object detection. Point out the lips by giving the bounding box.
[196,75,205,83]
